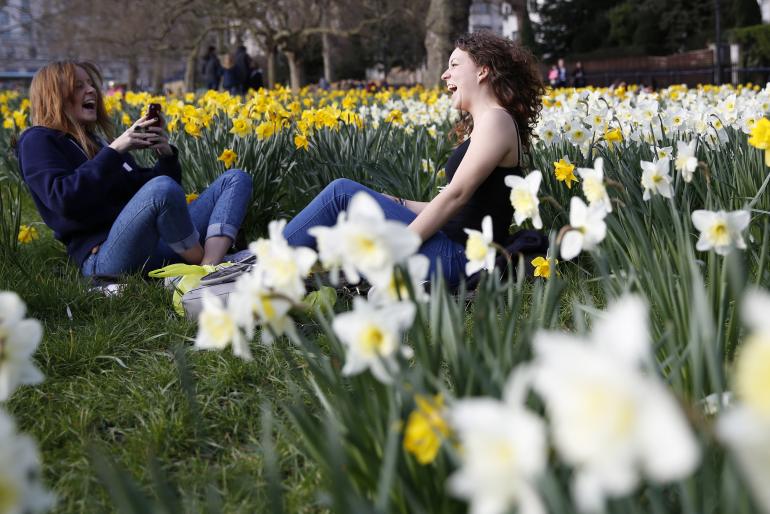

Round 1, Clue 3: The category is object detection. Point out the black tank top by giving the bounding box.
[440,137,523,245]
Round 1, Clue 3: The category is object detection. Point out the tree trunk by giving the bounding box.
[322,32,334,83]
[424,0,453,88]
[184,47,198,92]
[127,55,138,90]
[284,50,303,92]
[266,47,276,89]
[151,55,164,94]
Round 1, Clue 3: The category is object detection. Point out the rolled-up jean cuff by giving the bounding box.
[206,223,238,241]
[168,230,201,253]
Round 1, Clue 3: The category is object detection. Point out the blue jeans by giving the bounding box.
[283,178,468,287]
[82,169,252,276]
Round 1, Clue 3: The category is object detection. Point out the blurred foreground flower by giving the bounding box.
[691,209,750,255]
[0,408,56,513]
[403,394,449,465]
[17,225,39,244]
[448,395,547,514]
[331,296,415,383]
[0,292,44,401]
[717,289,770,513]
[530,295,700,512]
[464,215,496,276]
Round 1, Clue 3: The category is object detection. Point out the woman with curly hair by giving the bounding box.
[17,61,252,278]
[283,31,544,287]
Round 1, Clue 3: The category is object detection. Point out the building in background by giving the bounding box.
[468,0,525,41]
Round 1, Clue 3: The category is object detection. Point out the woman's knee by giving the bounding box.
[141,176,186,205]
[219,168,253,193]
[326,178,364,198]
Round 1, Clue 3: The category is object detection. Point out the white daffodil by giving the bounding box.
[229,271,296,346]
[505,170,543,229]
[717,289,770,514]
[0,408,56,514]
[331,296,415,383]
[368,254,430,305]
[577,157,612,214]
[0,292,44,401]
[464,215,496,276]
[560,196,608,261]
[448,397,547,514]
[649,145,673,161]
[530,295,700,513]
[249,219,317,302]
[308,212,347,285]
[195,292,252,360]
[640,157,673,200]
[691,209,750,255]
[331,192,421,287]
[675,139,698,182]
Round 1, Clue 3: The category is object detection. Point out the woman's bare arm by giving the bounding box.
[407,110,518,242]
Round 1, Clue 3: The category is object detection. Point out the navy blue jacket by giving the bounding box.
[17,126,182,266]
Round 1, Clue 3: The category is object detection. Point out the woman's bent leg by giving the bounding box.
[185,169,252,264]
[283,178,416,249]
[82,176,201,276]
[417,232,468,288]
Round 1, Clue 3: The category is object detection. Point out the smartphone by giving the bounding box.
[146,103,162,128]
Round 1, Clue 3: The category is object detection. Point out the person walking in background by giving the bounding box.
[249,64,264,91]
[201,46,222,91]
[233,45,251,94]
[557,58,568,87]
[572,61,586,88]
[222,54,238,95]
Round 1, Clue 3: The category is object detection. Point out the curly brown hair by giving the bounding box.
[451,31,544,152]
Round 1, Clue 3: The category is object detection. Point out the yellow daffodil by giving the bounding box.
[748,117,770,167]
[553,157,578,189]
[385,109,404,125]
[294,133,309,151]
[531,256,556,279]
[217,149,237,169]
[403,394,449,465]
[230,117,252,138]
[18,225,39,244]
[2,118,13,129]
[604,127,623,148]
[11,111,27,130]
[121,113,131,126]
[185,193,199,204]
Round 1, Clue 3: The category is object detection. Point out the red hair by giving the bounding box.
[29,61,114,158]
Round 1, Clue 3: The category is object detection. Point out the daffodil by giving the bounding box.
[229,117,252,137]
[448,391,547,514]
[294,132,308,151]
[331,297,415,383]
[505,170,543,229]
[403,394,449,465]
[531,295,700,512]
[674,139,698,182]
[17,225,38,244]
[531,256,556,279]
[748,116,770,166]
[691,209,750,255]
[464,215,496,276]
[640,157,673,200]
[603,127,623,148]
[384,109,404,124]
[0,292,45,401]
[553,157,578,189]
[217,148,237,169]
[185,193,199,204]
[577,158,612,214]
[560,196,608,261]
